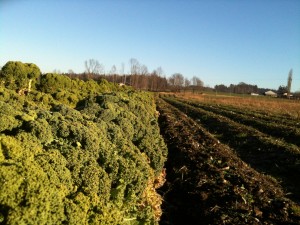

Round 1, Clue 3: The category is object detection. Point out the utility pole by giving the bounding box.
[287,69,293,98]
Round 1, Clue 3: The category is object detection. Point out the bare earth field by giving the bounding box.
[157,93,300,225]
[176,92,300,119]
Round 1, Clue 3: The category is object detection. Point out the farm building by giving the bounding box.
[264,90,277,97]
[282,93,294,98]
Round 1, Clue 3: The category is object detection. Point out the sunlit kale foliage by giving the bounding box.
[0,65,167,224]
[0,61,41,92]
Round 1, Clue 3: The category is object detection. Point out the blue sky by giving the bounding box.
[1,0,300,91]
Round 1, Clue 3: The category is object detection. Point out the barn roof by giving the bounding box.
[265,90,277,96]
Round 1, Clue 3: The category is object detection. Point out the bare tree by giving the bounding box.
[68,69,74,74]
[156,66,164,77]
[191,76,204,93]
[129,58,140,75]
[109,65,117,83]
[168,73,184,92]
[174,73,184,87]
[140,65,148,76]
[168,75,175,86]
[139,65,147,90]
[53,69,61,74]
[119,63,126,84]
[129,58,140,86]
[155,67,167,91]
[191,76,203,86]
[67,69,75,79]
[150,70,159,91]
[192,76,197,86]
[183,78,191,93]
[196,79,204,87]
[110,65,117,74]
[184,78,191,87]
[85,59,104,75]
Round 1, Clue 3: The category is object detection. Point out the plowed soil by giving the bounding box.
[156,98,300,225]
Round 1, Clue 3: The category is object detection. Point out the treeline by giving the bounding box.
[66,72,169,92]
[5,59,295,97]
[66,72,206,93]
[0,60,205,95]
[214,69,300,97]
[65,58,205,92]
[214,82,300,98]
[214,82,274,95]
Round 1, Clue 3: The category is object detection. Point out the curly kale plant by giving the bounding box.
[0,75,167,224]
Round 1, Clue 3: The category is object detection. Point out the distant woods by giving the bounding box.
[214,69,298,97]
[1,60,297,96]
[0,59,204,93]
[66,58,204,92]
[215,82,261,94]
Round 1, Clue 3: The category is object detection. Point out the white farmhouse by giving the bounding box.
[264,90,277,97]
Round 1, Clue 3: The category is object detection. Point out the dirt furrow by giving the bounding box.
[156,98,300,225]
[161,96,300,203]
[177,98,300,147]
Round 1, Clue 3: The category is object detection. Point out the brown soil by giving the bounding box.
[156,98,300,225]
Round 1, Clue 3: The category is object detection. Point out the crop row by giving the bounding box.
[175,97,300,147]
[156,98,300,224]
[0,85,167,224]
[178,95,300,128]
[161,96,300,203]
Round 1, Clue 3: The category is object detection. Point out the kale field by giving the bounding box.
[0,63,167,224]
[0,62,300,224]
